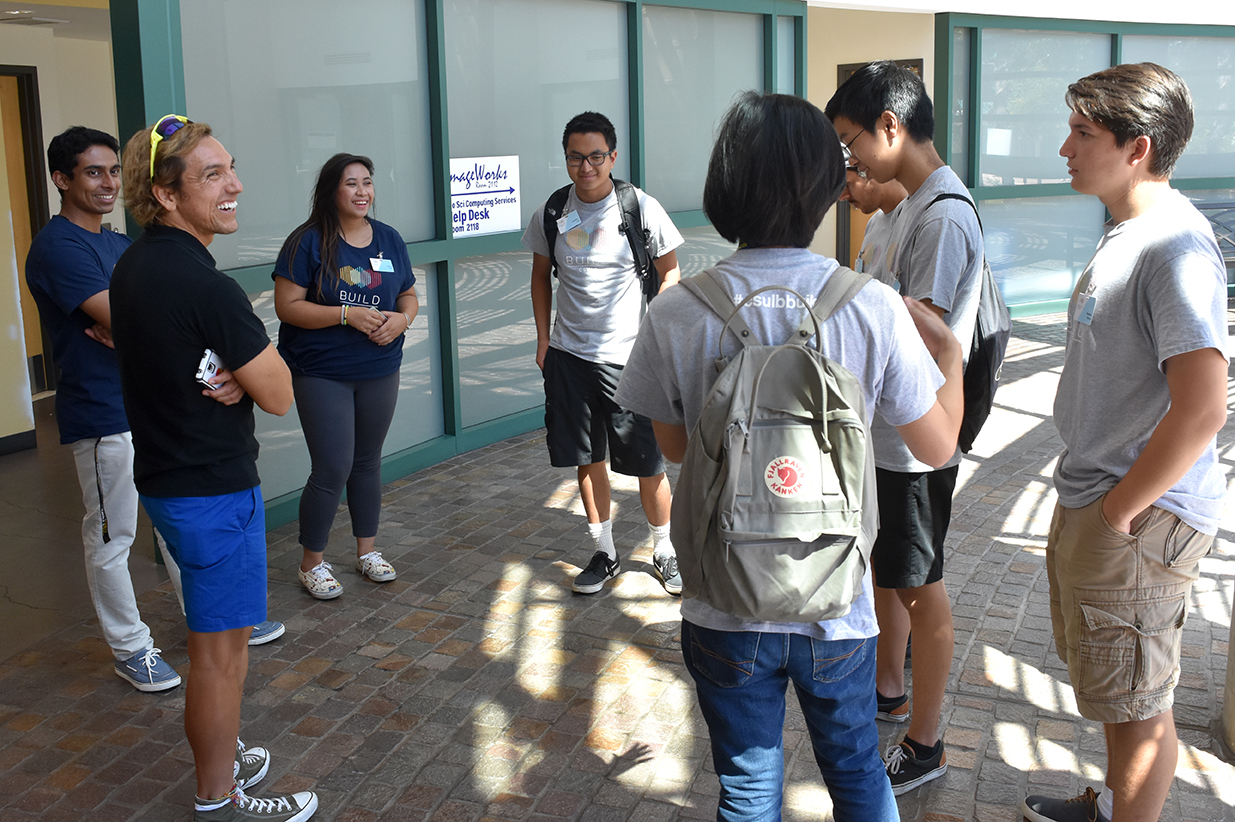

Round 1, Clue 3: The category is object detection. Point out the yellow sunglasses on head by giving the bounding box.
[149,114,189,180]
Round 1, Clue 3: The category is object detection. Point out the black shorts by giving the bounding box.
[871,465,958,589]
[542,347,665,477]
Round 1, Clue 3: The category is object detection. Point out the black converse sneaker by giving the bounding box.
[572,551,620,594]
[884,739,947,795]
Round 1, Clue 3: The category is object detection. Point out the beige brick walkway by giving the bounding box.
[1,314,1231,821]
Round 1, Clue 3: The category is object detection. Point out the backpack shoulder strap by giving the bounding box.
[927,192,983,233]
[680,270,761,351]
[542,184,573,278]
[794,265,870,343]
[612,178,657,300]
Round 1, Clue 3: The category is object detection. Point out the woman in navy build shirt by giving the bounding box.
[274,153,418,600]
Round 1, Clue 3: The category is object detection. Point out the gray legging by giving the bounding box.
[294,371,400,553]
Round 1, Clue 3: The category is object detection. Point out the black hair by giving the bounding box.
[47,126,120,186]
[277,153,376,295]
[703,91,846,249]
[1065,62,1194,178]
[824,61,935,144]
[562,112,617,153]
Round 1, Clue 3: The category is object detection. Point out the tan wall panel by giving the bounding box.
[0,98,36,441]
[805,6,935,260]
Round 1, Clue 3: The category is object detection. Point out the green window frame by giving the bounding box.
[108,0,806,525]
[935,13,1235,316]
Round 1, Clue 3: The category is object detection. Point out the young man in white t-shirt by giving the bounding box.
[1023,63,1227,822]
[827,61,984,795]
[522,112,685,596]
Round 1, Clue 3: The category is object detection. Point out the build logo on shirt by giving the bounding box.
[340,265,382,289]
[563,224,622,267]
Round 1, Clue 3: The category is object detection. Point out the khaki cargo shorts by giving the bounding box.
[1045,495,1212,724]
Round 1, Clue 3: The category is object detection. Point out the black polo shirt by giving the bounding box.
[110,225,271,497]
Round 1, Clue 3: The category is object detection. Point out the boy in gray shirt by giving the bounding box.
[826,61,983,795]
[1023,63,1227,822]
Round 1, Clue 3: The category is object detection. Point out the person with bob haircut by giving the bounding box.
[111,116,315,821]
[614,90,965,822]
[1022,63,1227,822]
[827,62,984,795]
[273,153,419,601]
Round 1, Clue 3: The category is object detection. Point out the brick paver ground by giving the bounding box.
[1,315,1232,821]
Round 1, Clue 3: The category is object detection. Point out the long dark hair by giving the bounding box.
[278,153,375,295]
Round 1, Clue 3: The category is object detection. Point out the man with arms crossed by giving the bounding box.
[524,111,684,596]
[826,62,983,794]
[25,126,183,692]
[1023,63,1227,822]
[111,115,315,822]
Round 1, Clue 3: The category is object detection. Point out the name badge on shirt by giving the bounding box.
[1077,295,1096,325]
[854,257,865,274]
[371,257,394,273]
[557,211,581,233]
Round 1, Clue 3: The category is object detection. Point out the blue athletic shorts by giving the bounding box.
[142,487,267,632]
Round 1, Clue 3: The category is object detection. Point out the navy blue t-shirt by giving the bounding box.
[25,215,131,444]
[273,219,416,381]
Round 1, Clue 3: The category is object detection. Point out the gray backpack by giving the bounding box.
[672,267,877,623]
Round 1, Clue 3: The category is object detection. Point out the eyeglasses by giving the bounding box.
[565,151,613,168]
[149,114,189,180]
[840,128,865,166]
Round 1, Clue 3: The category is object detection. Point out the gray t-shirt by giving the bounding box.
[872,165,982,472]
[522,183,684,365]
[1053,189,1228,535]
[857,207,896,285]
[614,247,944,640]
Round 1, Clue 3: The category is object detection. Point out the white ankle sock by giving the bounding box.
[588,520,616,560]
[650,523,673,558]
[1098,785,1114,820]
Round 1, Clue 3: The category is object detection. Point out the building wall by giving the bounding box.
[804,6,934,259]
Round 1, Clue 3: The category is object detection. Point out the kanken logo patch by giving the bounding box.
[765,456,805,497]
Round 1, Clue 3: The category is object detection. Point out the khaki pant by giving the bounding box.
[1046,496,1211,723]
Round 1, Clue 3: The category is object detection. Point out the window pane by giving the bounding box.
[456,251,541,428]
[446,0,628,229]
[677,224,737,279]
[981,196,1107,307]
[776,17,796,95]
[978,30,1109,186]
[1182,189,1235,285]
[1123,36,1235,178]
[643,6,763,212]
[179,0,435,270]
[251,269,444,502]
[950,27,971,186]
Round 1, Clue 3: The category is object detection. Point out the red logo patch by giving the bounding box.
[765,456,805,497]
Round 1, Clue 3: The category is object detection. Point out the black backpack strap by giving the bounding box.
[612,178,658,303]
[927,192,983,232]
[541,184,573,279]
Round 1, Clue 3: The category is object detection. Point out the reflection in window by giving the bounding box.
[676,224,737,279]
[446,0,628,229]
[1183,189,1235,285]
[1123,37,1235,179]
[251,267,444,502]
[456,252,541,428]
[978,30,1108,187]
[180,0,435,269]
[980,196,1106,307]
[643,6,762,213]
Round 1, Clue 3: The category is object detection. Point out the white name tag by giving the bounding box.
[556,210,581,233]
[371,257,394,273]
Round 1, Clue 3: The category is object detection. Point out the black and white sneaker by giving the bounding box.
[572,551,620,594]
[652,553,683,596]
[1023,788,1110,822]
[884,740,946,795]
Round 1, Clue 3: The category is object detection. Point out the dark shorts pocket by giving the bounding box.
[686,623,761,688]
[1077,592,1186,702]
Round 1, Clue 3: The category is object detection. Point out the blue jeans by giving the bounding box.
[682,620,898,822]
